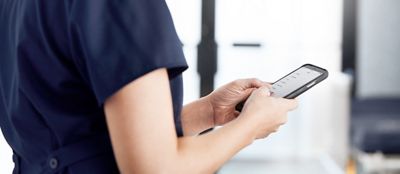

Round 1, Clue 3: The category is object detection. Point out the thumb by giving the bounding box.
[238,88,257,101]
[256,86,271,96]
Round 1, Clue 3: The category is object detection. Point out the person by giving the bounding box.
[0,0,297,173]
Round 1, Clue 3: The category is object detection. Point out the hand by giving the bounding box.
[239,86,298,139]
[205,78,270,126]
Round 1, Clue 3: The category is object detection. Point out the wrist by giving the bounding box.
[181,96,216,136]
[235,112,258,141]
[200,95,216,128]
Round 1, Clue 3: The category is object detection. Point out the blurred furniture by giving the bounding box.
[352,99,400,154]
[347,0,400,173]
[351,98,400,174]
[354,151,400,174]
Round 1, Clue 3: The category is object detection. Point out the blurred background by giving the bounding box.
[1,0,400,173]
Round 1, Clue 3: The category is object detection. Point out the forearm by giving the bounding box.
[181,96,214,136]
[118,115,256,174]
[173,115,256,174]
[105,69,259,174]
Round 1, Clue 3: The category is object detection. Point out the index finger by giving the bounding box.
[238,78,271,89]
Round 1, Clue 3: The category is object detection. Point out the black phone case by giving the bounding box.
[235,64,329,112]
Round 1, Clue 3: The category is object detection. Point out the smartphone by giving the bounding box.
[235,64,328,112]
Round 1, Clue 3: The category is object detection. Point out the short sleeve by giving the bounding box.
[68,0,188,104]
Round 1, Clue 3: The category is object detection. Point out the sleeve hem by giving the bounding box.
[97,63,188,106]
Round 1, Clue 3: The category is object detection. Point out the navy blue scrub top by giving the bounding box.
[0,0,188,173]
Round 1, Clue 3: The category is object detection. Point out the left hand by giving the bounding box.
[205,78,271,126]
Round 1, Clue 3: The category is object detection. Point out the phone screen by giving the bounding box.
[271,66,322,98]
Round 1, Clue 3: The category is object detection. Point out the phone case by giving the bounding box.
[280,64,328,99]
[235,64,329,112]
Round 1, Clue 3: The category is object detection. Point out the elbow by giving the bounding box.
[116,158,180,174]
[118,159,215,174]
[115,146,217,174]
[166,157,217,174]
[119,166,171,174]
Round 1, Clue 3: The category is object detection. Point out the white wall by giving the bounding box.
[215,0,346,163]
[166,0,202,102]
[357,0,400,98]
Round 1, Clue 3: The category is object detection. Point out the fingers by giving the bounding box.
[236,78,270,89]
[262,81,273,88]
[234,79,271,102]
[258,132,270,139]
[278,98,298,111]
[258,86,271,96]
[239,88,257,101]
[251,86,271,97]
[234,111,240,118]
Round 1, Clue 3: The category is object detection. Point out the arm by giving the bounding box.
[104,68,297,173]
[181,97,214,136]
[104,68,254,173]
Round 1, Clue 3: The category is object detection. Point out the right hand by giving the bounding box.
[239,86,298,139]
